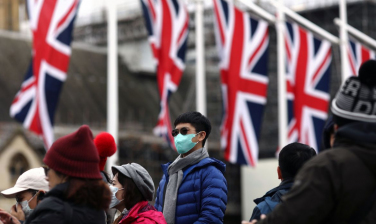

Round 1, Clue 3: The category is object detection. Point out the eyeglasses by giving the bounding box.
[172,127,191,137]
[42,165,50,176]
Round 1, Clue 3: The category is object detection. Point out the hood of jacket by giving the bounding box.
[254,180,293,205]
[120,201,166,224]
[334,122,376,176]
[161,157,226,179]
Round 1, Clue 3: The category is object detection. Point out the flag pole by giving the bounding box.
[106,0,119,174]
[339,0,349,81]
[276,0,287,151]
[334,18,376,49]
[195,0,206,116]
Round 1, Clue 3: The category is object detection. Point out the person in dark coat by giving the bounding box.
[250,60,376,224]
[25,125,112,224]
[154,111,227,224]
[249,143,316,221]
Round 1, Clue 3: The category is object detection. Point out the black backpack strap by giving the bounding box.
[63,201,73,224]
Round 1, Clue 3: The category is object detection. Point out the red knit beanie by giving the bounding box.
[94,132,117,171]
[43,125,102,179]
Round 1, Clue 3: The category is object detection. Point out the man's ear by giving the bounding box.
[277,166,282,180]
[197,131,206,142]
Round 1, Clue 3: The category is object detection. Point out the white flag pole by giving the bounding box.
[195,0,206,116]
[106,0,119,174]
[339,0,349,82]
[334,18,376,49]
[276,0,288,151]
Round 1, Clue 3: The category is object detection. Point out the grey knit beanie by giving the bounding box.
[112,163,155,201]
[331,60,376,126]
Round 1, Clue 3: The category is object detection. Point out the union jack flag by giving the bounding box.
[213,0,269,166]
[346,37,375,79]
[10,0,80,148]
[284,21,332,153]
[141,0,189,149]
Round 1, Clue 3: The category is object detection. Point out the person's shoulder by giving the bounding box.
[36,196,64,210]
[194,157,226,173]
[303,147,355,169]
[135,210,167,224]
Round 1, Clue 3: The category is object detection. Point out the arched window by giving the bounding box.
[9,153,29,184]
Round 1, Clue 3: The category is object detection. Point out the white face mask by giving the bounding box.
[109,185,124,208]
[17,192,38,219]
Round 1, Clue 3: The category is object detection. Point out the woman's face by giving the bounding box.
[112,173,124,201]
[112,174,124,200]
[45,169,66,189]
[15,190,38,209]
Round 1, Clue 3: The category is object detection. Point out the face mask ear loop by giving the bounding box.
[28,191,39,203]
[194,131,203,143]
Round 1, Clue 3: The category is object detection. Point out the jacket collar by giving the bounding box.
[161,157,226,178]
[121,201,149,222]
[334,122,376,147]
[45,182,69,199]
[254,179,294,204]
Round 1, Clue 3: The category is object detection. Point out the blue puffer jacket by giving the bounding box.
[154,157,227,224]
[250,180,294,221]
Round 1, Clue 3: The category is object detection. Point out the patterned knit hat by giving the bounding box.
[331,60,376,126]
[43,125,102,179]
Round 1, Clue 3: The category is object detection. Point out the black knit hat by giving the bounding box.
[331,60,376,126]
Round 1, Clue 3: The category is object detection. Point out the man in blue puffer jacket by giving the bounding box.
[155,111,228,224]
[250,142,316,221]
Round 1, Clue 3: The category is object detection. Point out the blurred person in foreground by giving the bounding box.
[110,163,166,224]
[248,60,376,224]
[249,143,316,221]
[0,168,49,223]
[25,125,111,224]
[154,111,228,224]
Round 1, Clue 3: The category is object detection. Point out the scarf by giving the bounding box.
[162,148,209,224]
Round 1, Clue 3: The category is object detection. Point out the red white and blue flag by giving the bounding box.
[284,21,332,153]
[141,0,189,149]
[346,37,375,78]
[213,0,269,166]
[10,0,80,148]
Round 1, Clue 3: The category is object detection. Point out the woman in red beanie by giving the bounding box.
[25,125,112,224]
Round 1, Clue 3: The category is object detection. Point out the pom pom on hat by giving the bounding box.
[358,59,376,86]
[94,132,117,171]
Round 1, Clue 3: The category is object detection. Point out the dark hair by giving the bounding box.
[115,171,145,210]
[279,142,317,179]
[100,171,112,184]
[65,178,111,210]
[173,111,211,147]
[27,189,45,202]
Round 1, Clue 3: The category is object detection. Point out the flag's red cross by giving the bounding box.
[286,25,331,146]
[216,2,269,166]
